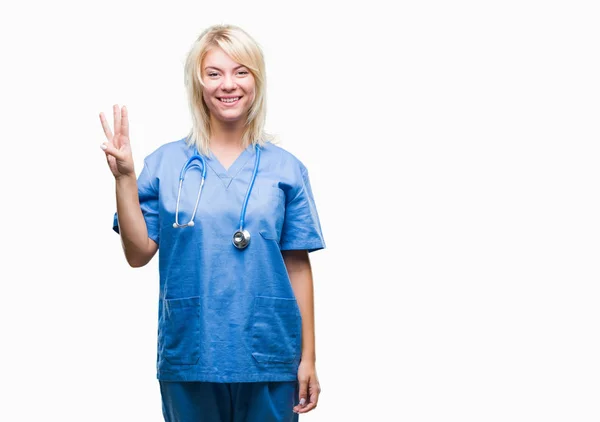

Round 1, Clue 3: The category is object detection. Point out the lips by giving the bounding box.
[219,96,241,105]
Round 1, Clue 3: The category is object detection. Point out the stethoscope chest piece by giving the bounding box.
[175,144,261,252]
[232,229,251,249]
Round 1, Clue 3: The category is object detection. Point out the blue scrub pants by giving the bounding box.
[159,381,300,422]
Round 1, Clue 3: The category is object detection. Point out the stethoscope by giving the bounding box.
[172,144,261,250]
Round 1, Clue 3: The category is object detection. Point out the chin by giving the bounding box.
[217,113,246,123]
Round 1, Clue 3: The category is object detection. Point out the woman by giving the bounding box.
[99,24,325,421]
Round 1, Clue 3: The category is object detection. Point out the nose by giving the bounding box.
[221,73,237,91]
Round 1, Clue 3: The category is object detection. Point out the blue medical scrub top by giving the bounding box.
[112,138,326,382]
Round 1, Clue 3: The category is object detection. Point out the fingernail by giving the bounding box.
[299,398,306,406]
[100,144,107,150]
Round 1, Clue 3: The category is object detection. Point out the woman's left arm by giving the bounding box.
[283,249,321,414]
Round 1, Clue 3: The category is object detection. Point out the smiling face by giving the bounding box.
[201,47,256,126]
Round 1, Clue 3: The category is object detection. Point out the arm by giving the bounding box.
[115,174,158,267]
[283,249,321,413]
[284,249,316,362]
[100,105,158,268]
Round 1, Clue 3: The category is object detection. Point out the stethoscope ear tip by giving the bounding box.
[172,221,195,228]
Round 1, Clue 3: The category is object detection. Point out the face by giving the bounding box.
[201,47,256,125]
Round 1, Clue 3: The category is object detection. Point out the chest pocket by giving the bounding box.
[255,186,285,241]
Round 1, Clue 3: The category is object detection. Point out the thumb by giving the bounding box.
[298,378,308,407]
[100,142,127,162]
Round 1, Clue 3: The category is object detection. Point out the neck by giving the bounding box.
[209,115,246,149]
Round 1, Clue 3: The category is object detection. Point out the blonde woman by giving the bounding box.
[99,24,325,421]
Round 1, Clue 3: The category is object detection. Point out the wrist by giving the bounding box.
[301,352,316,363]
[115,173,137,184]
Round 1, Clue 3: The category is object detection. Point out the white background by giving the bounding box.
[1,0,599,421]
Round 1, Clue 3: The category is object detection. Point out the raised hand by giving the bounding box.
[99,104,135,179]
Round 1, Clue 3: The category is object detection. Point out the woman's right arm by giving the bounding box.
[115,173,158,267]
[100,104,158,268]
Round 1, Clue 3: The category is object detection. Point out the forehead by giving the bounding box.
[202,47,242,69]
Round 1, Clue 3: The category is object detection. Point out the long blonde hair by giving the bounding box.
[183,24,275,156]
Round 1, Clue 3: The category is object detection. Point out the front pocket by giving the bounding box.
[250,296,301,364]
[162,296,201,365]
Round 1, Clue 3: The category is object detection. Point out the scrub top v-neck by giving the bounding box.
[112,137,326,383]
[205,144,253,189]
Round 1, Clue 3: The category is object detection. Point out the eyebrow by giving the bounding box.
[204,65,246,71]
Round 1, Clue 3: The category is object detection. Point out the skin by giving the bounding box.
[99,45,320,414]
[200,46,256,169]
[99,105,158,267]
[284,249,321,414]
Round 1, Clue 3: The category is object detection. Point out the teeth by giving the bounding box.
[220,97,239,103]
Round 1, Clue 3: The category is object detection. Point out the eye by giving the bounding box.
[208,72,218,77]
[238,70,249,76]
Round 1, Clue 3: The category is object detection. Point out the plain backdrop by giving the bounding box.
[1,0,599,421]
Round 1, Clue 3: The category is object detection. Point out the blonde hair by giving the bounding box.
[183,24,276,156]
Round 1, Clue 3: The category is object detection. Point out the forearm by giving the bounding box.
[285,250,316,363]
[115,174,154,267]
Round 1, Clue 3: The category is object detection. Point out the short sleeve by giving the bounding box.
[280,166,326,252]
[112,159,160,245]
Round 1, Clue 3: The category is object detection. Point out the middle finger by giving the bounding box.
[113,104,122,146]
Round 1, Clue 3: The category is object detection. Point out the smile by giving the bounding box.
[219,97,241,105]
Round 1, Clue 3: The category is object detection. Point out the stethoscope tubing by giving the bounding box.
[173,144,261,249]
[238,145,260,230]
[173,154,207,228]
